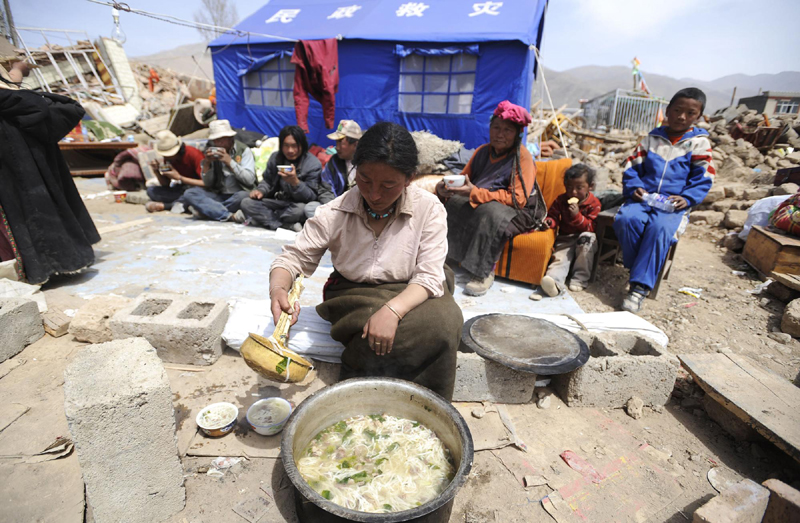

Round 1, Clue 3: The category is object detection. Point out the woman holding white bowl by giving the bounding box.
[435,100,545,296]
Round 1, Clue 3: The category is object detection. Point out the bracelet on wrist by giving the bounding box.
[383,303,403,321]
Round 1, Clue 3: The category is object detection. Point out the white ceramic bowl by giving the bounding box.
[196,402,238,437]
[443,174,466,188]
[247,398,293,436]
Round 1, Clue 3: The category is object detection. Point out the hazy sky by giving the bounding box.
[10,0,800,81]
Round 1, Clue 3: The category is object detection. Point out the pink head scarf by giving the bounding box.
[493,100,532,128]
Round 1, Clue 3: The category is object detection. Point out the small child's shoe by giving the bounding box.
[540,275,559,297]
[568,283,585,293]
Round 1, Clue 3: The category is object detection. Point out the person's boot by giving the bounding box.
[231,209,248,224]
[464,273,494,296]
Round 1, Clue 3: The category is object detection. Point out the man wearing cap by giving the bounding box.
[322,119,362,198]
[183,120,256,221]
[145,130,205,213]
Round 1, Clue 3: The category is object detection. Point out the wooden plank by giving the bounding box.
[97,218,153,235]
[679,353,800,463]
[772,271,800,292]
[42,308,71,338]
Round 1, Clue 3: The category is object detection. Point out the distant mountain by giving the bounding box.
[132,42,213,80]
[537,66,800,112]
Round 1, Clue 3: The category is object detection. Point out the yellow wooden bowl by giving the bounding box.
[240,332,313,383]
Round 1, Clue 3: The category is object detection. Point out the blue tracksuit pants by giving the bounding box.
[613,201,685,291]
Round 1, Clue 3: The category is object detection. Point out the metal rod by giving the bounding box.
[3,0,18,46]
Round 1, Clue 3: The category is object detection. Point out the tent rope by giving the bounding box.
[531,45,570,160]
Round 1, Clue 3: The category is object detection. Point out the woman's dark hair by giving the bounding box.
[564,164,596,186]
[352,122,418,179]
[278,125,308,162]
[668,87,707,114]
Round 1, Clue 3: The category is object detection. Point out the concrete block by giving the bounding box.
[762,479,800,523]
[64,338,184,523]
[69,296,132,344]
[0,297,44,363]
[553,333,679,408]
[109,293,228,365]
[453,351,536,403]
[693,479,768,523]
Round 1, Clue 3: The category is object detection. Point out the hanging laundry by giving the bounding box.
[291,39,339,133]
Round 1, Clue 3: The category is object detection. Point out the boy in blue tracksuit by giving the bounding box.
[614,88,715,313]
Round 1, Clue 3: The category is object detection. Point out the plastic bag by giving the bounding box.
[738,195,791,241]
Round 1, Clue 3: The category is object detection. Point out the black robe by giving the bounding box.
[0,90,100,284]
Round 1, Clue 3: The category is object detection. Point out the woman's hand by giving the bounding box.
[632,187,647,202]
[668,195,689,211]
[270,288,300,327]
[361,307,400,356]
[442,179,475,199]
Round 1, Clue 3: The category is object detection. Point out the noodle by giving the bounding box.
[297,414,455,513]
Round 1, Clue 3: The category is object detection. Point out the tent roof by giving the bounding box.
[210,0,548,47]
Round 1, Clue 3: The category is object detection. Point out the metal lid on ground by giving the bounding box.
[462,314,590,375]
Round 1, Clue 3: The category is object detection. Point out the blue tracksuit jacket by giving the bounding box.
[613,126,715,291]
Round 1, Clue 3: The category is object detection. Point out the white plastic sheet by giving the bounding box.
[222,298,345,363]
[739,195,791,241]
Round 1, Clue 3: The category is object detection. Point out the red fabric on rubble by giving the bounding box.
[291,39,339,133]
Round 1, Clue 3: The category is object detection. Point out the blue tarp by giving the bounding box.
[210,0,548,148]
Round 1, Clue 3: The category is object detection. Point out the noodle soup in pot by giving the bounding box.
[297,414,454,513]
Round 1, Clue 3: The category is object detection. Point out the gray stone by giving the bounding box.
[689,211,724,227]
[773,183,800,196]
[731,200,755,211]
[64,338,185,523]
[553,333,679,408]
[743,187,771,200]
[703,186,726,204]
[693,479,769,523]
[0,298,44,363]
[537,395,552,409]
[768,281,800,303]
[723,184,746,199]
[452,351,537,403]
[781,299,800,338]
[109,292,228,365]
[762,479,800,523]
[724,210,749,229]
[711,199,735,213]
[722,234,745,252]
[69,296,132,344]
[626,397,644,419]
[768,332,792,345]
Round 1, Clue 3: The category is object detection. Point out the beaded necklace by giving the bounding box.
[364,201,395,220]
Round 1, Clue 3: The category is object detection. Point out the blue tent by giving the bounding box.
[210,0,548,148]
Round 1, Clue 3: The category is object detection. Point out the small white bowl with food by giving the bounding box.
[443,174,466,188]
[247,398,293,436]
[196,402,238,437]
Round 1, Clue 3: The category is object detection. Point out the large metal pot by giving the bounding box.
[280,378,474,523]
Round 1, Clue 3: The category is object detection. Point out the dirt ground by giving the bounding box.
[2,190,799,523]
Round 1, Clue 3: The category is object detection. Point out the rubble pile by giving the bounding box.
[131,62,214,119]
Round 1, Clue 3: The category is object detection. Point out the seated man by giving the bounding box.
[239,125,322,231]
[183,120,256,222]
[146,130,205,213]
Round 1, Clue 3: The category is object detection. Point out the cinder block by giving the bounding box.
[762,479,800,523]
[453,351,537,403]
[0,297,44,363]
[69,296,132,344]
[64,338,185,523]
[693,479,769,523]
[109,292,228,365]
[553,333,679,408]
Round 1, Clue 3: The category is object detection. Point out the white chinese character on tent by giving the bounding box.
[396,2,429,17]
[265,9,301,23]
[468,1,503,17]
[328,5,362,19]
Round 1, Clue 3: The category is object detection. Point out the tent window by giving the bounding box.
[243,55,294,108]
[398,54,476,115]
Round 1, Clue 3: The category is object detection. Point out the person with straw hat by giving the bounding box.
[145,130,205,213]
[183,119,255,221]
